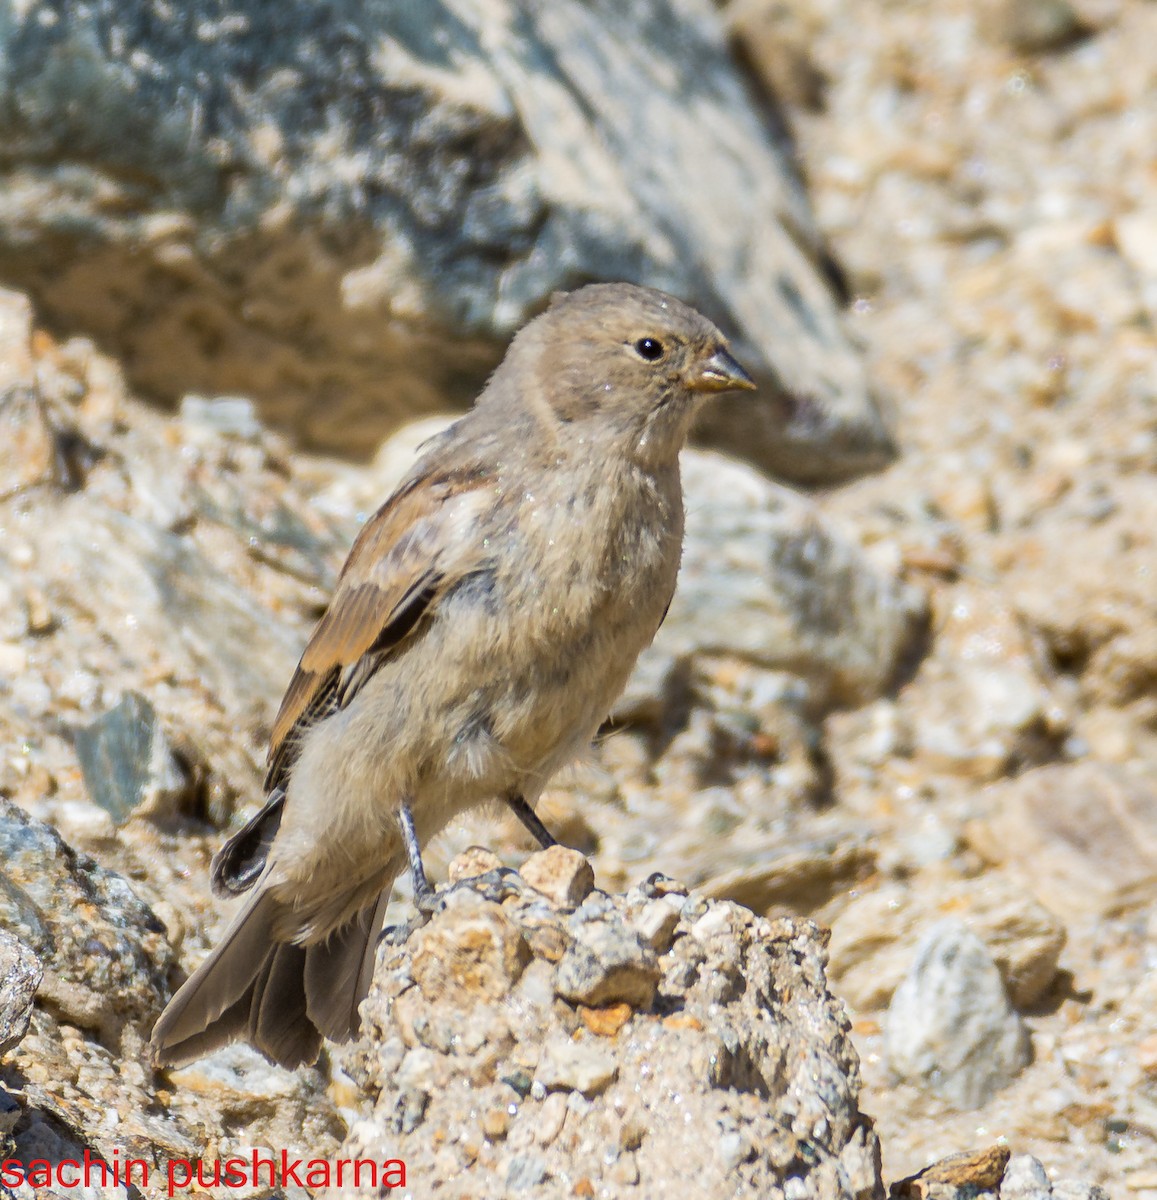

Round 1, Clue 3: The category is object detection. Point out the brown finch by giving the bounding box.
[152,282,755,1069]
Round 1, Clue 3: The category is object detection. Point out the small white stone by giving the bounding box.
[691,905,734,942]
[636,897,681,952]
[520,846,595,908]
[535,1035,617,1097]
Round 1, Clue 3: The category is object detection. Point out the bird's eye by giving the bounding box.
[634,337,665,361]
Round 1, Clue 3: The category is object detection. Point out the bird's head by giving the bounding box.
[495,282,756,467]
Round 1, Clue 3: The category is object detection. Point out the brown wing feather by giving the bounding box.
[265,466,491,792]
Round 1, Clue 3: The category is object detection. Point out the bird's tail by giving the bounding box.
[150,882,390,1070]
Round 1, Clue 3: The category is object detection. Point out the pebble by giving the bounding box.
[505,1153,548,1191]
[519,846,595,908]
[481,1106,511,1140]
[578,1002,633,1039]
[885,920,1031,1109]
[635,897,681,953]
[554,919,659,1010]
[691,906,736,943]
[985,0,1087,52]
[534,1036,618,1098]
[717,1130,752,1173]
[535,1091,568,1146]
[0,643,27,674]
[1000,1154,1053,1200]
[73,691,191,824]
[1050,1184,1109,1200]
[447,846,503,882]
[410,899,531,1003]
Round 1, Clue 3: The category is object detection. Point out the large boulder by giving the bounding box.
[0,0,893,482]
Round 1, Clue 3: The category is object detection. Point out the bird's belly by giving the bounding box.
[437,609,648,791]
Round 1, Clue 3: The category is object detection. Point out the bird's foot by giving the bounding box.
[378,868,528,948]
[413,884,446,918]
[454,866,523,905]
[380,896,441,946]
[379,916,425,947]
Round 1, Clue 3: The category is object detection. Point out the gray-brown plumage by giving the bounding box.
[150,282,756,1069]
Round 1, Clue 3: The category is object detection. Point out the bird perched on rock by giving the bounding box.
[151,282,756,1069]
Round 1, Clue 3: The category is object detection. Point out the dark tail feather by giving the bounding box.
[151,884,388,1070]
[248,941,317,1067]
[304,890,390,1042]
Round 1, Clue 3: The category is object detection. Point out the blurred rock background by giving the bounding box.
[0,0,1153,1195]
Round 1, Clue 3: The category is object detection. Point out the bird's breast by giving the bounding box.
[435,463,682,766]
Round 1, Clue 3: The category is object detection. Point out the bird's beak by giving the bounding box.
[689,346,757,394]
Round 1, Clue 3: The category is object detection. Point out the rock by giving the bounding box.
[701,830,877,916]
[634,897,682,953]
[163,1042,345,1153]
[1000,1154,1053,1200]
[535,1035,618,1097]
[1005,496,1157,718]
[914,664,1050,778]
[0,377,60,503]
[0,792,346,1191]
[519,846,595,909]
[885,920,1031,1110]
[827,875,1066,1011]
[0,931,42,1056]
[555,917,659,1010]
[893,1145,1011,1200]
[37,503,303,725]
[0,799,172,1052]
[73,692,192,825]
[970,762,1157,918]
[410,893,532,1004]
[447,845,504,883]
[335,869,884,1198]
[0,0,892,484]
[0,1085,20,1134]
[11,1021,342,1200]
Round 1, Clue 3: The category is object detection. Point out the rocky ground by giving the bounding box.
[723,0,1157,1187]
[0,0,1154,1196]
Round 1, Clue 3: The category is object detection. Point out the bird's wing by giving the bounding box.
[264,463,494,794]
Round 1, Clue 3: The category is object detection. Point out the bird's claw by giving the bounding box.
[378,868,526,948]
[460,867,523,904]
[379,914,427,946]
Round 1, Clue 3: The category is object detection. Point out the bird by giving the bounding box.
[150,282,756,1069]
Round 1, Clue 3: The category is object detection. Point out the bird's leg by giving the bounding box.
[505,792,558,850]
[398,797,440,916]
